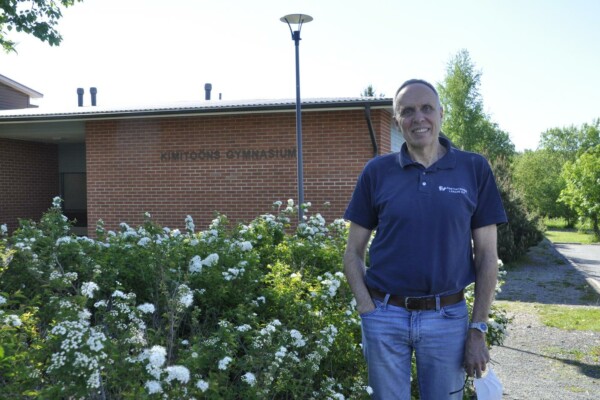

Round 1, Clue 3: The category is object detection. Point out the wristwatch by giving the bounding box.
[469,322,488,333]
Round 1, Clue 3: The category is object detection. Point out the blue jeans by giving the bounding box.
[360,296,468,400]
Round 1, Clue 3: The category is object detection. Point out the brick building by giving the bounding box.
[0,82,398,236]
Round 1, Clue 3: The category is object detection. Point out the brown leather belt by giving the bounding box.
[368,288,464,311]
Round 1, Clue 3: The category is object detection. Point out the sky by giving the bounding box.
[1,0,599,151]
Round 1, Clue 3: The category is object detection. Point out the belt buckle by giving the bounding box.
[404,296,420,311]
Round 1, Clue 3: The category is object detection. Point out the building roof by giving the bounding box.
[0,97,393,143]
[0,97,392,122]
[0,74,43,99]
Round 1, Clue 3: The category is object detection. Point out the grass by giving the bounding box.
[544,217,599,244]
[545,230,599,244]
[536,304,600,331]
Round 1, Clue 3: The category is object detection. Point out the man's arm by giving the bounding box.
[343,222,375,315]
[464,223,499,377]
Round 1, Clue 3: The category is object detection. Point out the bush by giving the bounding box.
[490,156,545,263]
[0,198,509,399]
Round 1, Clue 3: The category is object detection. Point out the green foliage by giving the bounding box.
[360,84,385,98]
[512,149,576,223]
[437,49,515,160]
[436,49,543,260]
[490,157,544,263]
[559,145,600,238]
[539,119,600,157]
[0,198,509,399]
[0,0,83,52]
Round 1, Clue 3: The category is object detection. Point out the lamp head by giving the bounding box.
[280,14,313,25]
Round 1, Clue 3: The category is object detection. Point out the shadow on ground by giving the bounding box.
[497,239,600,306]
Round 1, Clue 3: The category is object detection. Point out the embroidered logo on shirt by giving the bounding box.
[438,186,468,195]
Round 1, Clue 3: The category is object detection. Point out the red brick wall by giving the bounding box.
[86,108,392,234]
[0,138,59,232]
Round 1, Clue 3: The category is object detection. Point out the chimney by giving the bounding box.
[77,88,84,107]
[90,87,97,106]
[204,83,212,100]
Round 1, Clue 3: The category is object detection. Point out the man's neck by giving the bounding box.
[407,141,447,168]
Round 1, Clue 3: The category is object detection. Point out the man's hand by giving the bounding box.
[357,299,376,315]
[464,330,489,378]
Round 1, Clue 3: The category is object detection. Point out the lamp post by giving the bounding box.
[280,13,312,222]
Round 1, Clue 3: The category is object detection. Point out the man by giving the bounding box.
[343,79,507,399]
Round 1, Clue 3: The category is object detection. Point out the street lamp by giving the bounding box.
[280,13,312,222]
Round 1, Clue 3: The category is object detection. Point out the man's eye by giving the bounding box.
[400,108,414,117]
[422,105,434,113]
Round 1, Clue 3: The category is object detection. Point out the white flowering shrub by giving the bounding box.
[0,199,509,399]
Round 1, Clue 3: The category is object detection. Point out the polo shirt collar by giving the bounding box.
[398,136,456,170]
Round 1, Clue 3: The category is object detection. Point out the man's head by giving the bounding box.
[393,79,443,150]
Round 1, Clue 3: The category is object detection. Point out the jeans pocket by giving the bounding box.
[440,300,468,319]
[359,299,383,318]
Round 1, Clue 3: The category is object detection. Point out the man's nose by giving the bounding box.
[414,110,426,122]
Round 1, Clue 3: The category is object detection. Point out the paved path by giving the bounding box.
[552,243,600,294]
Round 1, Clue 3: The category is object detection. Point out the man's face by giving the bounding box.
[394,84,443,150]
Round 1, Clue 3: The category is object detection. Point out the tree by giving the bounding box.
[539,119,600,157]
[437,49,514,159]
[438,49,542,259]
[512,149,576,224]
[0,0,82,53]
[559,145,600,238]
[360,84,385,98]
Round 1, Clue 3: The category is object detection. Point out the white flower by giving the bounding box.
[236,324,251,332]
[0,224,7,235]
[177,284,193,308]
[3,314,22,327]
[137,237,151,247]
[112,290,128,299]
[275,346,287,359]
[81,282,99,298]
[290,329,306,347]
[94,300,108,308]
[52,196,62,208]
[185,215,195,233]
[137,303,155,314]
[56,236,72,246]
[237,241,253,251]
[86,329,106,352]
[165,365,190,384]
[218,356,232,370]
[145,380,163,394]
[242,372,256,386]
[148,345,167,367]
[196,379,209,392]
[203,253,219,267]
[0,295,6,306]
[366,386,374,395]
[189,255,203,273]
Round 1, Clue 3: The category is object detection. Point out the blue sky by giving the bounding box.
[1,0,599,151]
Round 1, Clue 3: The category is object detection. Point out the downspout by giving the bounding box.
[364,104,378,157]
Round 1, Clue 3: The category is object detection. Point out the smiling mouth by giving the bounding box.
[412,127,430,133]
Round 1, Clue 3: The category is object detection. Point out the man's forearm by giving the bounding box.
[471,256,498,322]
[343,253,374,314]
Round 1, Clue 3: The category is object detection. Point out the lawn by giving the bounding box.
[544,218,599,244]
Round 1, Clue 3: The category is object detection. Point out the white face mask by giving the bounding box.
[474,366,503,400]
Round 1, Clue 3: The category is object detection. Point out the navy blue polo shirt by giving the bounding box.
[344,137,507,296]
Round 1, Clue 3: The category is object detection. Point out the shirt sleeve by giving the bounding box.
[343,163,379,230]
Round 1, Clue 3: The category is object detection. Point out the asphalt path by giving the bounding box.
[552,243,600,294]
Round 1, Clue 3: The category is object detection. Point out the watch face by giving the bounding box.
[470,322,488,333]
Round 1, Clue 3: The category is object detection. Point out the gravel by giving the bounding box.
[490,239,600,399]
